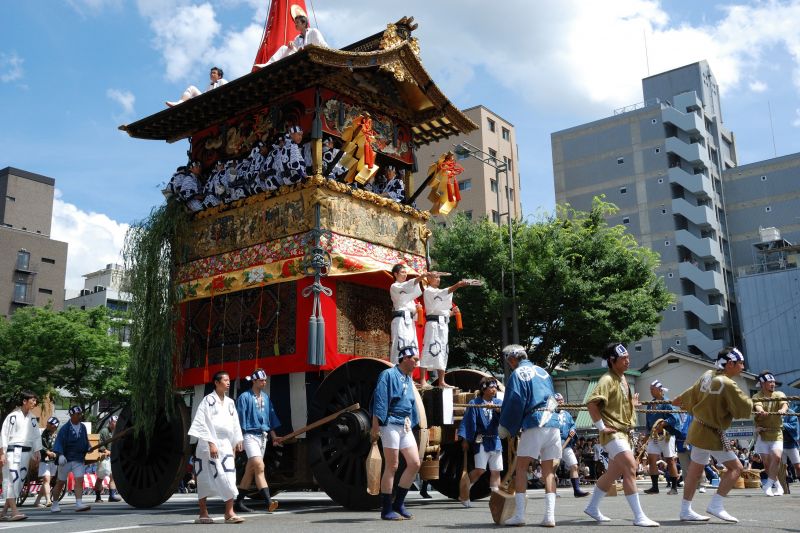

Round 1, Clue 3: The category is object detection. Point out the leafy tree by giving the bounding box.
[431,198,672,374]
[0,306,129,420]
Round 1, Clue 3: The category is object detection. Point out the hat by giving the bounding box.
[246,369,268,381]
[554,393,564,401]
[290,4,308,20]
[650,380,669,392]
[716,347,744,369]
[758,372,776,383]
[110,415,119,422]
[288,125,303,134]
[47,417,60,427]
[68,405,83,416]
[397,346,418,361]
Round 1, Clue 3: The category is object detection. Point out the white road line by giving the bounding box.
[68,526,146,533]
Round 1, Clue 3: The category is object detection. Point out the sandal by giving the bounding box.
[225,515,245,524]
[194,517,214,524]
[10,514,28,521]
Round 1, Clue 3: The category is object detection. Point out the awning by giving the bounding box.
[574,379,598,429]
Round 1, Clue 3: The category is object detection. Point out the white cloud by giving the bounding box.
[106,88,136,116]
[748,80,768,93]
[793,108,800,127]
[66,0,122,16]
[0,52,24,83]
[51,191,129,291]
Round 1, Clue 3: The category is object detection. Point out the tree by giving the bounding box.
[430,198,672,374]
[0,306,130,419]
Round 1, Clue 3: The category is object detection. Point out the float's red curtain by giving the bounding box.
[252,0,309,71]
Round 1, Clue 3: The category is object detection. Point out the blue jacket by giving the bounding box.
[458,396,502,453]
[783,401,800,450]
[53,422,90,462]
[646,396,681,436]
[237,389,281,434]
[556,409,577,446]
[674,413,692,453]
[498,360,559,435]
[371,366,419,428]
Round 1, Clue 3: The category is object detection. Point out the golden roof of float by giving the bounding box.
[119,17,476,145]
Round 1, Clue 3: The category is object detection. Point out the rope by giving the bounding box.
[453,404,799,416]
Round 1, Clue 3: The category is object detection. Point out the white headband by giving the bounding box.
[758,373,775,383]
[247,369,268,381]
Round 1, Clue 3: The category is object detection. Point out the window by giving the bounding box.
[675,340,681,345]
[664,240,670,246]
[760,175,767,181]
[458,179,472,192]
[617,157,624,164]
[508,189,514,202]
[491,210,500,224]
[651,118,658,124]
[464,210,473,220]
[619,186,627,194]
[38,288,53,295]
[487,118,496,132]
[622,216,630,224]
[16,250,30,270]
[6,196,15,202]
[42,257,55,264]
[13,282,28,302]
[661,208,667,214]
[654,147,661,154]
[634,344,642,352]
[658,178,664,184]
[668,273,674,278]
[504,156,512,172]
[488,148,497,160]
[765,206,772,213]
[490,179,498,193]
[502,127,510,140]
[671,305,678,311]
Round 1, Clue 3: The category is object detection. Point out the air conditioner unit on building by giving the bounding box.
[93,285,106,293]
[758,226,780,243]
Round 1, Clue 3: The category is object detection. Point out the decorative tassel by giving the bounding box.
[416,301,425,326]
[453,305,463,330]
[315,316,325,365]
[307,315,317,366]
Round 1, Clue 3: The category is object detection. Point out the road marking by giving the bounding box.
[68,527,145,533]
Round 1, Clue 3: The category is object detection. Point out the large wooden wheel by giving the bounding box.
[307,358,391,510]
[447,368,505,392]
[112,397,191,508]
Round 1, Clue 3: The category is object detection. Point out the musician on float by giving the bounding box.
[672,347,752,523]
[752,370,789,496]
[643,379,681,495]
[555,393,589,498]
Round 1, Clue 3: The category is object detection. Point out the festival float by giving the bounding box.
[115,1,501,509]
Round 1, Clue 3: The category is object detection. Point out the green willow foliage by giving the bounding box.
[122,200,191,442]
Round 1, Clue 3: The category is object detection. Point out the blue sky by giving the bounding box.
[2,0,800,289]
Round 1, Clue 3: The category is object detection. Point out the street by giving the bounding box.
[2,482,798,532]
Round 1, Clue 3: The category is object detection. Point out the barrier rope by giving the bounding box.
[453,404,799,416]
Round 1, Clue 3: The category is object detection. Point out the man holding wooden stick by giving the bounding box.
[643,380,681,495]
[752,370,789,496]
[497,344,561,527]
[555,393,589,498]
[458,376,503,507]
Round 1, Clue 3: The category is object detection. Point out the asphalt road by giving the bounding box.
[2,482,798,532]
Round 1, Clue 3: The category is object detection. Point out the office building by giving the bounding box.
[0,167,68,317]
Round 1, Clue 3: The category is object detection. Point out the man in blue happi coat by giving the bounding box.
[371,346,421,520]
[235,368,283,513]
[783,401,800,488]
[644,379,682,495]
[497,344,561,527]
[555,393,589,498]
[458,376,503,507]
[51,406,91,513]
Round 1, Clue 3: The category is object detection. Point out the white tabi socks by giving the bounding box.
[504,492,527,526]
[584,487,611,522]
[540,492,556,527]
[679,499,710,521]
[626,493,659,527]
[706,493,738,522]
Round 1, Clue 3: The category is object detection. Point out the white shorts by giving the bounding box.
[57,460,86,482]
[646,434,677,458]
[243,433,267,459]
[474,447,503,471]
[690,446,737,465]
[754,437,782,455]
[96,458,112,479]
[38,462,57,478]
[783,447,800,465]
[603,437,632,459]
[518,427,561,461]
[380,424,417,451]
[561,447,579,468]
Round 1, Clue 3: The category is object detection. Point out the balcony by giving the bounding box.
[671,198,718,230]
[678,262,724,294]
[14,260,38,274]
[667,167,713,198]
[681,294,725,326]
[675,229,721,259]
[662,106,703,135]
[666,137,709,167]
[686,328,725,358]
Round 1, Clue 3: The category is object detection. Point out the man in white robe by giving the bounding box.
[0,391,42,521]
[254,7,328,68]
[389,264,433,365]
[419,275,468,387]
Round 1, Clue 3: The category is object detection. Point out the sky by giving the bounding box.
[2,0,800,290]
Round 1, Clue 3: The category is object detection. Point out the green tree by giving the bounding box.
[430,198,672,373]
[0,306,129,419]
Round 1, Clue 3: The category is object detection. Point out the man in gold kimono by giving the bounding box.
[673,347,752,523]
[584,343,659,527]
[752,370,789,496]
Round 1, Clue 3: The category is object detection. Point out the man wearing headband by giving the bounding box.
[94,415,122,503]
[254,6,328,68]
[235,368,283,513]
[188,370,245,524]
[753,370,789,496]
[584,343,658,527]
[0,391,42,521]
[389,264,434,365]
[643,380,682,495]
[782,400,800,487]
[497,344,561,527]
[370,346,421,520]
[672,347,752,522]
[419,274,469,388]
[457,376,503,507]
[33,417,60,508]
[51,405,92,513]
[554,393,590,498]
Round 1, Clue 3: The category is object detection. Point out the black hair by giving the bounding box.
[20,390,38,403]
[210,66,223,78]
[212,370,229,383]
[391,263,405,276]
[602,342,625,362]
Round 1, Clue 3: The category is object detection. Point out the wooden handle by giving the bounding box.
[280,403,360,441]
[499,438,518,491]
[562,433,573,450]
